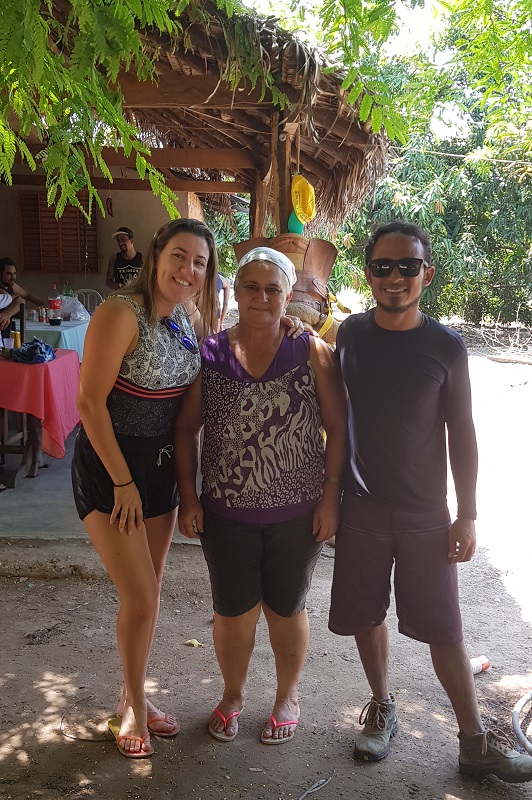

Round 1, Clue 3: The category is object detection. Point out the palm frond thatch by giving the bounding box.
[128,0,387,232]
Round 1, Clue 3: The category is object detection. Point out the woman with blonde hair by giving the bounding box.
[72,218,218,758]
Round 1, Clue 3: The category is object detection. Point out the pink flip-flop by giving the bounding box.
[260,714,299,745]
[147,711,180,737]
[208,707,242,742]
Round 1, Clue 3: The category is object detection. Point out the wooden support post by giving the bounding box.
[250,167,271,237]
[277,120,292,233]
[277,130,289,232]
[273,117,299,233]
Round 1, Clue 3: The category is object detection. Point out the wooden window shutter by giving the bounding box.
[19,192,98,273]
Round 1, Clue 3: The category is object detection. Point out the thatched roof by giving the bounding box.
[121,0,388,233]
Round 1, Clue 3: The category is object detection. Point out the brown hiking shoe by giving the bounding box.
[459,730,532,783]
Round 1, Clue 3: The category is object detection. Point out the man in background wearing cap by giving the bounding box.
[106,227,143,290]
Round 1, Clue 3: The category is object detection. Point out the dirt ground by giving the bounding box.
[1,533,532,800]
[2,334,532,800]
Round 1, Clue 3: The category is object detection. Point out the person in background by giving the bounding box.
[106,227,143,290]
[0,290,21,344]
[0,256,47,312]
[0,290,10,488]
[328,220,532,783]
[72,218,218,759]
[183,273,229,342]
[176,246,346,746]
[216,272,231,331]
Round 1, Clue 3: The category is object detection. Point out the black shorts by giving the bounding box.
[200,508,323,618]
[71,428,178,521]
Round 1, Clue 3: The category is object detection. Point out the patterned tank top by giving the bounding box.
[201,331,325,523]
[106,295,200,437]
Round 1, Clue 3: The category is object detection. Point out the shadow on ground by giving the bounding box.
[1,539,532,800]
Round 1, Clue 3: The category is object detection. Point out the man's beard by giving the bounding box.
[376,291,422,315]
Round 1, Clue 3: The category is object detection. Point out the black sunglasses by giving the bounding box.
[367,257,428,278]
[163,318,198,353]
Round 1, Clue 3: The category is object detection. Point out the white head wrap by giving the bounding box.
[236,246,297,288]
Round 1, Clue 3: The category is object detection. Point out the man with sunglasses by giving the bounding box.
[328,221,532,782]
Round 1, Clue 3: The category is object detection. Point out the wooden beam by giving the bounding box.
[127,107,271,165]
[24,144,259,171]
[161,167,177,181]
[191,121,271,166]
[119,72,275,109]
[297,151,332,185]
[145,108,271,161]
[10,174,249,194]
[164,49,182,71]
[250,168,271,238]
[313,108,369,147]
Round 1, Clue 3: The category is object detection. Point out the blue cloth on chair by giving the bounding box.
[10,337,55,364]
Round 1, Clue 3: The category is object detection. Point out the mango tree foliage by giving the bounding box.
[280,0,532,154]
[1,0,531,216]
[440,0,532,155]
[270,0,440,143]
[332,133,532,324]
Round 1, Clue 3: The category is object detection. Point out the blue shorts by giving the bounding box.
[200,508,323,618]
[328,493,463,645]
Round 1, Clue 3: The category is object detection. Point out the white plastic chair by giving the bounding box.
[74,289,103,313]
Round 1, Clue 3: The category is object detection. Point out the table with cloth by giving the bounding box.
[25,319,89,362]
[0,349,80,486]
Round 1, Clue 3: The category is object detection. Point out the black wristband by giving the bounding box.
[114,479,134,488]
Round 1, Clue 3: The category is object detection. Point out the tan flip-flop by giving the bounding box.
[108,715,154,758]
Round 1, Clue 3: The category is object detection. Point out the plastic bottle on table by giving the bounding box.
[470,655,490,674]
[61,281,74,297]
[48,284,62,326]
[11,319,21,348]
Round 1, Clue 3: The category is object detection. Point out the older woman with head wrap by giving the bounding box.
[175,246,347,745]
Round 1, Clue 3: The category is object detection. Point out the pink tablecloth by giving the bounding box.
[0,349,80,458]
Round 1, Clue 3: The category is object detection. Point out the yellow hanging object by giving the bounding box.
[335,298,351,313]
[291,174,316,224]
[316,290,351,339]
